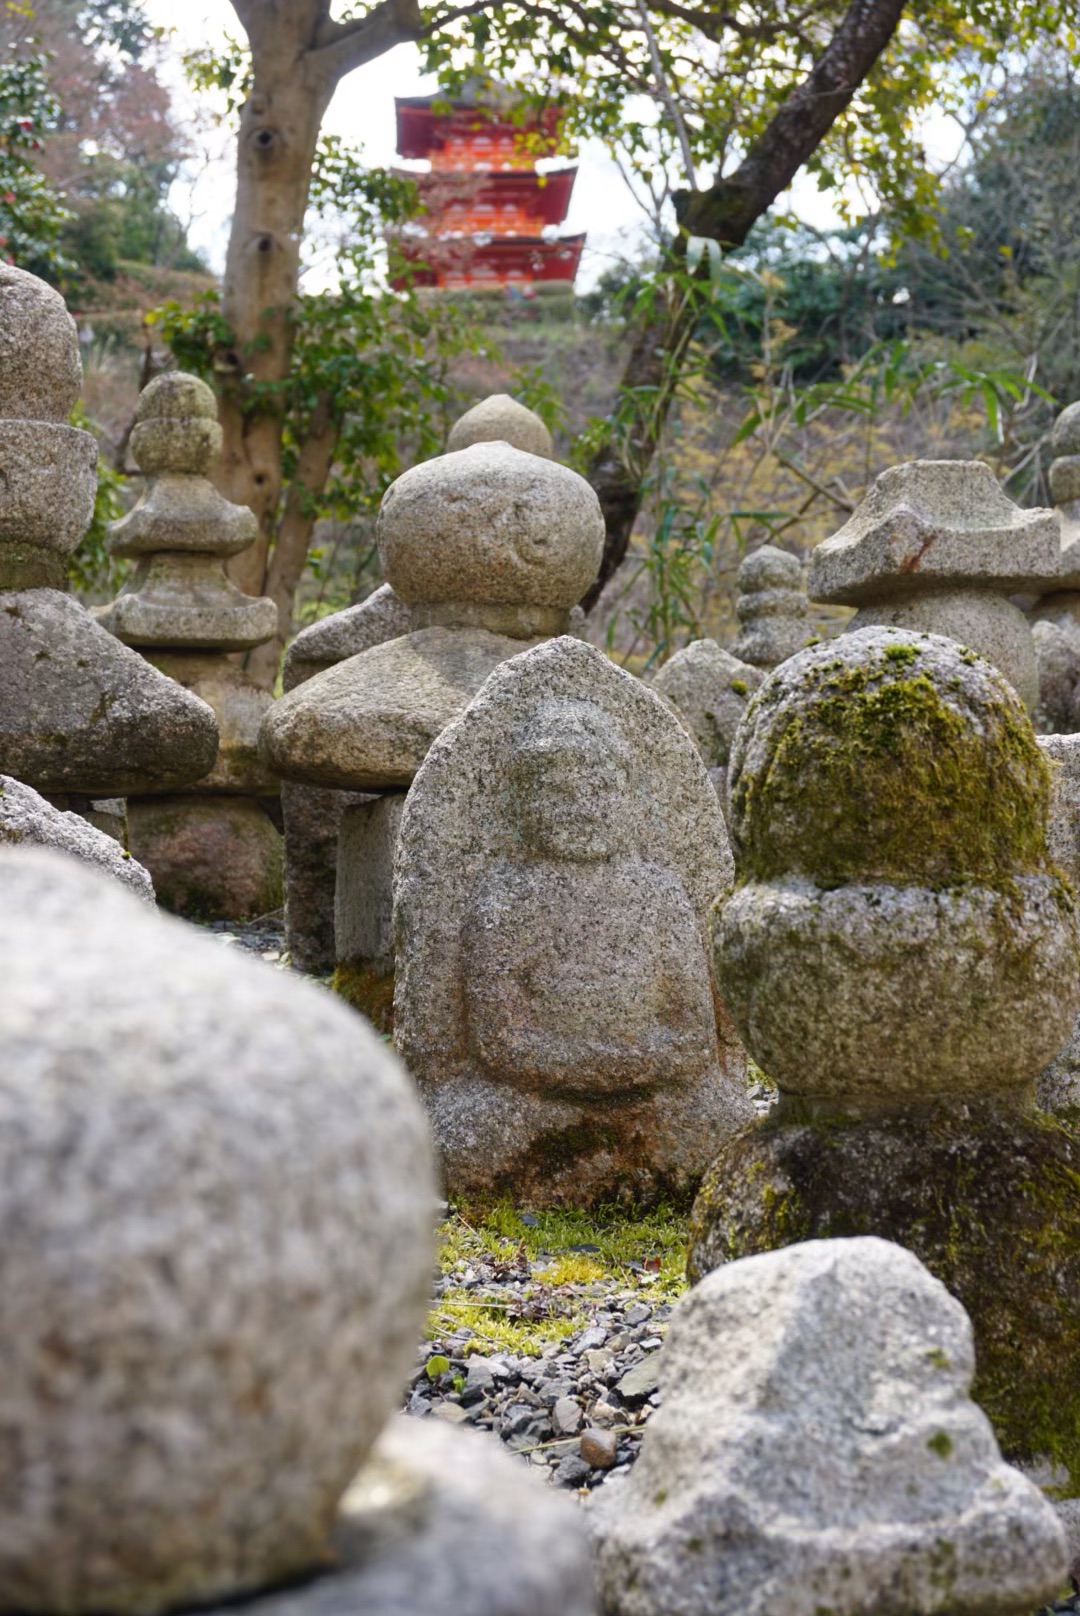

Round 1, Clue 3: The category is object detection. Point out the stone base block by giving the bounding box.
[282,782,371,975]
[198,1417,597,1616]
[334,794,405,1026]
[128,794,282,922]
[688,1103,1080,1487]
[423,1069,753,1211]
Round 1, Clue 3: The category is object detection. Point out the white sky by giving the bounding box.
[143,2,957,292]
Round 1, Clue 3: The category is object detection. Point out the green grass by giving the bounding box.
[426,1202,689,1357]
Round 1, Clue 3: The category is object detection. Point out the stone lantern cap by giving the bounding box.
[809,460,1061,605]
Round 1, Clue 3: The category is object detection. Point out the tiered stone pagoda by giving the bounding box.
[98,373,282,920]
[390,85,585,291]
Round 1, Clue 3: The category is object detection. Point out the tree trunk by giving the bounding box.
[582,0,907,610]
[219,26,335,598]
[245,393,341,689]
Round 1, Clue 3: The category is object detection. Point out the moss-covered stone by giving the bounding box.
[688,1103,1080,1486]
[729,629,1052,888]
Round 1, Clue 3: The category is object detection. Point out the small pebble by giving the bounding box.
[580,1427,619,1469]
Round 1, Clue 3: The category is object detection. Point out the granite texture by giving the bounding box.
[99,553,278,651]
[377,442,604,610]
[109,475,259,558]
[446,393,555,459]
[282,780,373,974]
[687,1105,1080,1489]
[731,544,810,669]
[715,628,1079,1104]
[261,626,546,791]
[395,635,751,1207]
[0,773,153,901]
[126,793,283,921]
[197,1418,597,1616]
[650,639,763,769]
[282,585,412,691]
[0,588,219,795]
[336,793,405,975]
[0,847,435,1616]
[146,651,278,795]
[1035,732,1080,1119]
[594,1237,1067,1616]
[0,264,82,422]
[849,587,1039,712]
[0,420,98,557]
[809,460,1061,603]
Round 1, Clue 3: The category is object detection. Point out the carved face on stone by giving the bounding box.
[508,698,632,862]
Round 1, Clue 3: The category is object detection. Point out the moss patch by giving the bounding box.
[331,961,395,1034]
[689,1105,1080,1486]
[732,642,1051,887]
[427,1202,688,1356]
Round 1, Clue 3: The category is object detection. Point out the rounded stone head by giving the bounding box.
[1052,400,1080,460]
[509,697,632,862]
[736,544,804,593]
[377,442,604,610]
[130,371,224,476]
[447,393,554,459]
[0,264,82,423]
[729,626,1052,888]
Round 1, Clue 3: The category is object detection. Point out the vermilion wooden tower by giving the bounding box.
[391,90,585,290]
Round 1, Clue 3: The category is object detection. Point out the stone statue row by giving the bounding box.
[3,261,1080,1616]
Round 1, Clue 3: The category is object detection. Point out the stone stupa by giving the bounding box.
[98,372,282,920]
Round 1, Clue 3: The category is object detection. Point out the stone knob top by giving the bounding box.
[130,371,224,476]
[377,442,604,612]
[0,265,82,423]
[1051,401,1080,460]
[737,544,804,592]
[447,393,554,459]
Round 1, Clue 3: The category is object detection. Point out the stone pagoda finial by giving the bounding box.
[0,267,218,800]
[447,393,554,459]
[731,544,810,669]
[98,373,276,651]
[809,459,1061,711]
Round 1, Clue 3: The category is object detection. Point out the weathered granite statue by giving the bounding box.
[0,266,217,806]
[688,627,1080,1483]
[809,459,1061,711]
[731,544,810,668]
[1035,732,1080,1120]
[1030,402,1080,732]
[275,396,555,976]
[0,845,597,1616]
[395,636,752,1206]
[262,439,605,1021]
[98,372,281,920]
[650,638,764,810]
[594,1237,1067,1616]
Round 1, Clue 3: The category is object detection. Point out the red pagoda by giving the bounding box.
[390,86,585,291]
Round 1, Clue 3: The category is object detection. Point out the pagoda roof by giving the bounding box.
[405,166,579,227]
[393,232,586,288]
[396,92,564,159]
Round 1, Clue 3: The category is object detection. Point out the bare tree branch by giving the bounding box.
[312,0,424,83]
